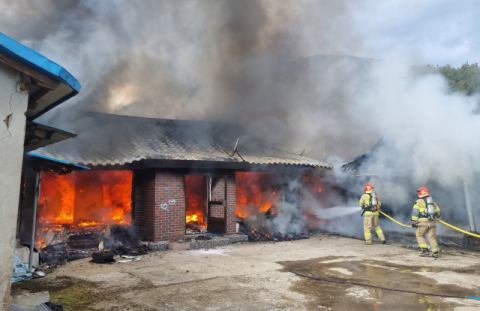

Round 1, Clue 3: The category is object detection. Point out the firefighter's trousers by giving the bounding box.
[363,214,385,243]
[416,220,439,252]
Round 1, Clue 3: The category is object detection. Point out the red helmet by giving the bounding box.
[364,184,374,191]
[418,187,429,196]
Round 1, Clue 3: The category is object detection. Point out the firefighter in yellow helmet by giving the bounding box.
[359,184,385,245]
[412,187,441,258]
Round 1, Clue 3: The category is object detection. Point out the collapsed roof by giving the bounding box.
[342,136,414,176]
[36,113,332,169]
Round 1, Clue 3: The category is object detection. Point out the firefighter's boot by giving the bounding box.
[432,252,439,258]
[363,241,372,245]
[419,248,430,257]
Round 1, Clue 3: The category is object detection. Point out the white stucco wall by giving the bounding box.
[0,63,29,310]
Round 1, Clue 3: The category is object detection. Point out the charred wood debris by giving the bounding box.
[237,217,310,242]
[186,221,207,234]
[39,225,148,263]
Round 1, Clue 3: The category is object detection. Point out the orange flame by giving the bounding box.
[186,214,199,223]
[35,170,133,249]
[235,172,278,218]
[185,175,206,228]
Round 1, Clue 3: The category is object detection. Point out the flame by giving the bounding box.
[186,213,206,228]
[235,172,278,218]
[35,170,133,249]
[185,175,206,228]
[235,172,324,237]
[186,214,199,223]
[77,220,101,227]
[301,175,323,193]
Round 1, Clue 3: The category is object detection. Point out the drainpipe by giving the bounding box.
[29,164,41,270]
[463,181,477,233]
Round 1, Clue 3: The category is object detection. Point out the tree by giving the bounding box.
[414,62,480,96]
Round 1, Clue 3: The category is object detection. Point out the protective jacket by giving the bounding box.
[412,196,441,254]
[411,197,441,222]
[359,193,381,216]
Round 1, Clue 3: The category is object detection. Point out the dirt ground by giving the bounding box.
[12,234,480,311]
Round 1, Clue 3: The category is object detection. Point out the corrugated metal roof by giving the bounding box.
[36,113,332,169]
[25,152,90,171]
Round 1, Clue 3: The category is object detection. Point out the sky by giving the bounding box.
[354,0,480,66]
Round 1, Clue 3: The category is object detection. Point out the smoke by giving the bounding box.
[362,57,480,184]
[2,1,479,236]
[0,0,373,159]
[338,56,480,236]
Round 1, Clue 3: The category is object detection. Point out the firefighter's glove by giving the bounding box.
[411,222,417,228]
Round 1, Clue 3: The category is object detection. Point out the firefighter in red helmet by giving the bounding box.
[359,184,385,245]
[412,187,441,258]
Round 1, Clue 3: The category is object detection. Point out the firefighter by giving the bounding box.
[411,187,441,258]
[359,184,385,245]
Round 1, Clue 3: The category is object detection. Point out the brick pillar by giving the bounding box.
[154,171,186,241]
[225,174,237,235]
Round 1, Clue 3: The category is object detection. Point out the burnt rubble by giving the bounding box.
[39,225,147,263]
[237,211,310,242]
[237,221,310,242]
[186,221,207,235]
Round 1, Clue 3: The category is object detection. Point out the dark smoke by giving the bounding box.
[0,0,374,159]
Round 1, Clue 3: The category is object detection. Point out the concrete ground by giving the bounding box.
[11,234,480,311]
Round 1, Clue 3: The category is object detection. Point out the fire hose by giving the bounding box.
[436,219,480,238]
[378,211,480,238]
[289,270,480,301]
[378,211,412,228]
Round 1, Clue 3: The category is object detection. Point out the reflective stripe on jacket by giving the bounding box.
[359,193,381,216]
[411,198,441,221]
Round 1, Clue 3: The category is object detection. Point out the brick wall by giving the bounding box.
[211,176,225,201]
[226,174,236,235]
[211,176,225,218]
[154,171,186,241]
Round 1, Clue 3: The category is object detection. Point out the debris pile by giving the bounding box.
[39,225,147,263]
[186,221,208,235]
[237,208,310,242]
[238,221,310,241]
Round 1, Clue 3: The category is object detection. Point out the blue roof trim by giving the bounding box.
[0,32,80,92]
[31,121,77,135]
[27,89,78,121]
[26,152,90,170]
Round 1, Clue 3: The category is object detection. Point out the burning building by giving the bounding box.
[32,112,332,245]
